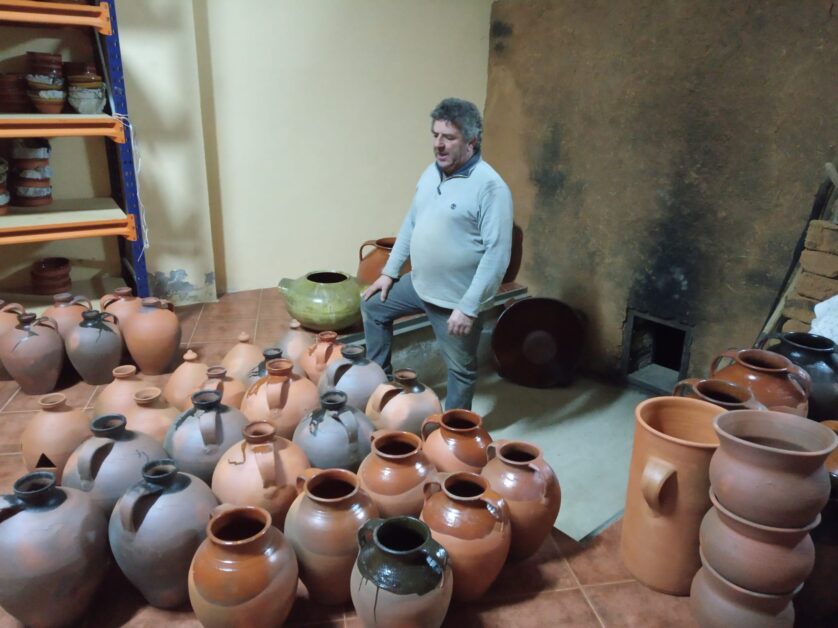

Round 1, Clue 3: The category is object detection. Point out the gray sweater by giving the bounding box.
[382,156,513,317]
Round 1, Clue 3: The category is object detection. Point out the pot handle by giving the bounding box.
[71,295,93,310]
[359,240,378,261]
[422,537,449,575]
[486,439,508,462]
[481,487,509,532]
[118,481,164,533]
[787,363,812,397]
[672,378,700,397]
[377,386,402,412]
[35,316,59,332]
[100,293,119,310]
[160,299,175,312]
[754,333,782,350]
[357,517,384,548]
[100,311,119,326]
[75,438,115,488]
[423,479,443,502]
[266,378,289,411]
[641,457,676,512]
[253,446,278,489]
[198,409,219,446]
[0,495,23,525]
[709,348,740,376]
[0,302,25,314]
[420,414,443,442]
[295,467,320,494]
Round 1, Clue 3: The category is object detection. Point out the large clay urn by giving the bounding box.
[299,330,343,384]
[212,422,310,530]
[358,430,437,517]
[0,472,109,628]
[0,312,64,394]
[42,291,91,338]
[356,237,411,285]
[241,358,319,439]
[188,506,299,627]
[278,271,363,331]
[709,348,811,416]
[619,396,724,595]
[122,297,181,374]
[709,409,838,527]
[124,387,178,442]
[420,472,511,602]
[21,393,89,482]
[199,365,246,408]
[109,459,217,608]
[421,409,493,474]
[65,310,122,384]
[481,439,561,560]
[246,347,284,386]
[284,468,379,604]
[101,285,142,329]
[221,332,263,384]
[318,344,388,411]
[276,319,315,368]
[366,368,443,434]
[0,300,25,379]
[350,516,452,628]
[163,350,208,411]
[93,364,144,417]
[673,378,765,411]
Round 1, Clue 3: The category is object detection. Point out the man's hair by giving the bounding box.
[430,98,482,150]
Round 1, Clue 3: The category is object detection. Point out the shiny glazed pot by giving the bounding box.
[421,409,493,474]
[356,237,411,285]
[278,271,363,331]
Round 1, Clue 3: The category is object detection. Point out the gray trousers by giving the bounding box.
[360,273,483,411]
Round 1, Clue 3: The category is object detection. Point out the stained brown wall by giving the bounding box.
[482,0,838,376]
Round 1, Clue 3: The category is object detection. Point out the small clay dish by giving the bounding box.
[29,95,66,114]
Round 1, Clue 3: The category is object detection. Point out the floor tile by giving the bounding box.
[175,303,203,325]
[444,588,600,628]
[0,453,27,492]
[258,297,291,320]
[190,318,257,343]
[186,341,238,366]
[584,580,696,627]
[0,381,19,410]
[217,289,261,302]
[484,535,576,601]
[0,411,35,454]
[285,580,349,626]
[261,286,284,302]
[254,318,291,347]
[2,378,96,413]
[554,519,633,585]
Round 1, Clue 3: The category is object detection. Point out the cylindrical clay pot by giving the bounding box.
[366,368,442,434]
[421,409,493,474]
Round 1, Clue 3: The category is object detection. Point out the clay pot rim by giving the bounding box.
[113,286,134,297]
[373,516,430,555]
[142,458,179,485]
[394,368,418,383]
[316,330,338,343]
[304,270,350,285]
[133,387,162,404]
[320,390,348,410]
[441,471,489,501]
[304,468,360,503]
[341,344,365,360]
[266,358,294,375]
[494,440,541,466]
[38,392,66,409]
[90,413,128,437]
[373,237,397,249]
[699,547,803,599]
[734,349,793,373]
[243,421,277,444]
[440,409,482,432]
[371,430,422,459]
[208,506,272,546]
[13,471,57,502]
[715,410,838,458]
[635,397,722,450]
[709,489,821,535]
[112,364,137,378]
[777,331,835,353]
[206,365,228,379]
[692,379,753,405]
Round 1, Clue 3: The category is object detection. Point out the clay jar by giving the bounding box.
[420,472,511,602]
[42,292,91,338]
[246,347,284,386]
[212,421,310,530]
[101,286,142,329]
[709,409,838,527]
[163,350,208,411]
[350,516,452,628]
[709,348,811,416]
[421,409,493,474]
[358,430,437,517]
[356,236,411,285]
[278,271,363,331]
[619,396,724,595]
[0,472,109,628]
[0,300,25,379]
[481,439,561,560]
[241,358,319,439]
[366,368,443,434]
[673,378,765,411]
[284,468,379,604]
[700,491,817,594]
[62,414,168,513]
[65,310,122,384]
[221,332,263,384]
[122,297,181,374]
[276,319,315,368]
[299,330,343,384]
[109,459,217,608]
[21,393,90,482]
[124,387,178,442]
[189,506,299,627]
[292,390,374,471]
[0,312,64,394]
[164,390,249,484]
[318,344,388,411]
[93,364,144,417]
[199,365,246,408]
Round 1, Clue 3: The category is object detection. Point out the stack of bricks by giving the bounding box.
[782,220,838,332]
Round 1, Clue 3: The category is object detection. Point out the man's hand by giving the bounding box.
[447,309,475,336]
[362,275,394,302]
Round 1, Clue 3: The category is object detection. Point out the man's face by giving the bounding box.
[432,119,475,175]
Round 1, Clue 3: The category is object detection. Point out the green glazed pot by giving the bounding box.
[277,271,362,331]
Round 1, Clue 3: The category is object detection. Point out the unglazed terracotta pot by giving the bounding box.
[65,310,122,384]
[212,422,310,530]
[278,271,363,331]
[122,297,181,374]
[221,332,263,384]
[350,516,452,628]
[421,409,493,474]
[276,319,315,368]
[292,390,374,471]
[200,365,246,408]
[284,468,379,604]
[0,472,109,628]
[794,496,838,626]
[109,459,217,608]
[673,378,765,411]
[356,237,411,285]
[0,312,64,394]
[124,387,178,442]
[42,292,91,338]
[21,393,89,482]
[189,506,299,627]
[709,409,837,527]
[366,368,443,434]
[93,364,144,417]
[619,396,724,595]
[101,286,142,330]
[299,330,343,384]
[241,358,319,439]
[318,344,388,411]
[0,300,25,379]
[163,350,208,411]
[420,472,511,602]
[481,439,561,560]
[246,347,284,386]
[357,430,437,517]
[709,348,811,416]
[62,414,168,513]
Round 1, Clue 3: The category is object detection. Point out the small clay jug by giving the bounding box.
[276,318,315,367]
[318,344,388,411]
[481,439,561,560]
[246,347,284,386]
[199,365,246,409]
[709,409,838,527]
[284,468,379,604]
[62,414,168,513]
[109,459,217,608]
[221,332,263,384]
[673,378,765,411]
[356,236,411,285]
[164,389,249,484]
[350,516,452,628]
[366,368,443,434]
[65,310,122,384]
[292,390,374,471]
[212,421,310,530]
[189,506,299,627]
[421,409,493,474]
[241,358,320,439]
[299,330,343,384]
[21,393,90,482]
[358,430,437,517]
[420,472,511,602]
[125,387,178,442]
[163,350,208,411]
[0,472,109,628]
[0,300,25,379]
[93,364,144,417]
[42,292,92,338]
[0,312,64,394]
[101,286,142,329]
[709,348,811,416]
[122,297,181,374]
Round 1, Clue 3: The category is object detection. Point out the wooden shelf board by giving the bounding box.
[0,275,126,315]
[0,197,136,243]
[0,0,111,35]
[0,113,124,143]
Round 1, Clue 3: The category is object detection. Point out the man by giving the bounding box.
[361,97,513,410]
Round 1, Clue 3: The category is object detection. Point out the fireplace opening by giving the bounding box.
[621,310,693,393]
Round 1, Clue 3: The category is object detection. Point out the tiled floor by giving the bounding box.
[0,289,696,627]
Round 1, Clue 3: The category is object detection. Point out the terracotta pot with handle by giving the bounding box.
[42,292,92,339]
[101,286,142,330]
[356,237,411,286]
[124,387,178,443]
[65,310,122,384]
[299,330,343,384]
[122,297,181,374]
[673,378,765,411]
[199,365,246,409]
[246,347,284,386]
[241,358,319,438]
[421,409,492,474]
[0,300,25,379]
[318,344,388,411]
[366,368,442,434]
[0,312,64,394]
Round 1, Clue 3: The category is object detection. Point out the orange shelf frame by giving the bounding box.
[0,198,138,244]
[0,0,111,35]
[0,213,136,244]
[0,114,125,142]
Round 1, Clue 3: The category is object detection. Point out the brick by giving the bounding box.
[800,250,838,278]
[805,220,838,254]
[796,272,838,301]
[782,294,818,323]
[783,318,811,334]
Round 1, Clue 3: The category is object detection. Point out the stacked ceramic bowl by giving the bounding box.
[67,72,106,114]
[690,410,838,628]
[26,51,66,114]
[0,158,8,215]
[0,73,30,113]
[10,138,52,207]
